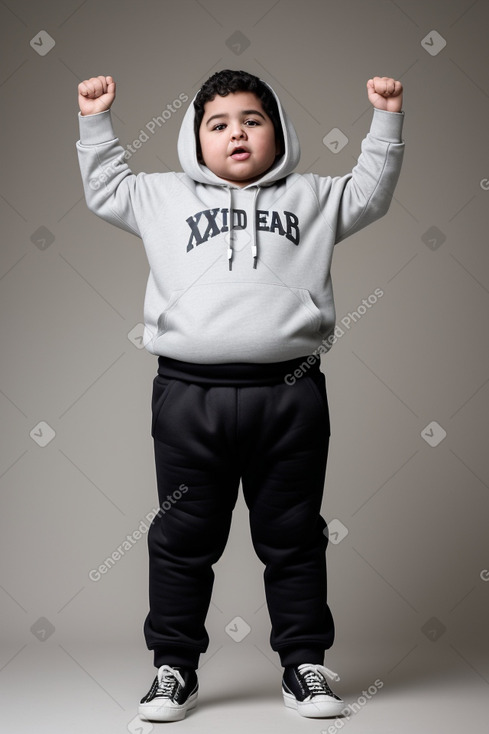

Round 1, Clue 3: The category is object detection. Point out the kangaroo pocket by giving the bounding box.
[154,281,324,359]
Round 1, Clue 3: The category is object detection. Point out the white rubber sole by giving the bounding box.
[138,690,198,722]
[283,690,345,718]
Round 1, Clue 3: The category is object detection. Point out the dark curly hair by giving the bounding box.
[193,69,285,163]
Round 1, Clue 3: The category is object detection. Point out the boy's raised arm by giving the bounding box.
[306,76,405,246]
[76,75,145,238]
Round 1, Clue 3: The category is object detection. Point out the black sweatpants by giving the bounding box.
[143,355,335,669]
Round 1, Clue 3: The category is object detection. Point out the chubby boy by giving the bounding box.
[77,69,404,721]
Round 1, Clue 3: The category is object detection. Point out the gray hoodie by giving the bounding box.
[76,81,404,364]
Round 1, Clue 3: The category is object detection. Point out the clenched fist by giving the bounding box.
[78,75,116,116]
[367,77,403,112]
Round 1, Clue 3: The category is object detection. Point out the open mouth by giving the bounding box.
[231,147,251,160]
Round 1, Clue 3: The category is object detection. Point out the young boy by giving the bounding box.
[77,69,404,722]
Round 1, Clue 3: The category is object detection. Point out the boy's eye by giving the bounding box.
[211,119,260,131]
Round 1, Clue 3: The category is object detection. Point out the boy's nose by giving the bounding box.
[231,126,247,140]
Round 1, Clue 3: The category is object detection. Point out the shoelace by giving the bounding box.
[298,663,340,695]
[156,664,185,697]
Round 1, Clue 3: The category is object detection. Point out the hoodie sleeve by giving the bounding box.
[304,108,405,245]
[76,109,144,237]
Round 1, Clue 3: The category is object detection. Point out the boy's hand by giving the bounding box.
[366,77,403,112]
[78,75,116,116]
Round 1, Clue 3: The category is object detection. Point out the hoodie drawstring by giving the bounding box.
[227,187,234,270]
[227,186,260,271]
[251,187,259,269]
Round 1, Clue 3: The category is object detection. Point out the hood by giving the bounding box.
[177,78,300,269]
[177,78,301,188]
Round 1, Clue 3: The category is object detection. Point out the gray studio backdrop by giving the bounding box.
[2,0,488,694]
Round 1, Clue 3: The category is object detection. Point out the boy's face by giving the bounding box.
[198,91,280,187]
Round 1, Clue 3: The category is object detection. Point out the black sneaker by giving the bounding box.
[282,663,344,718]
[138,664,198,722]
